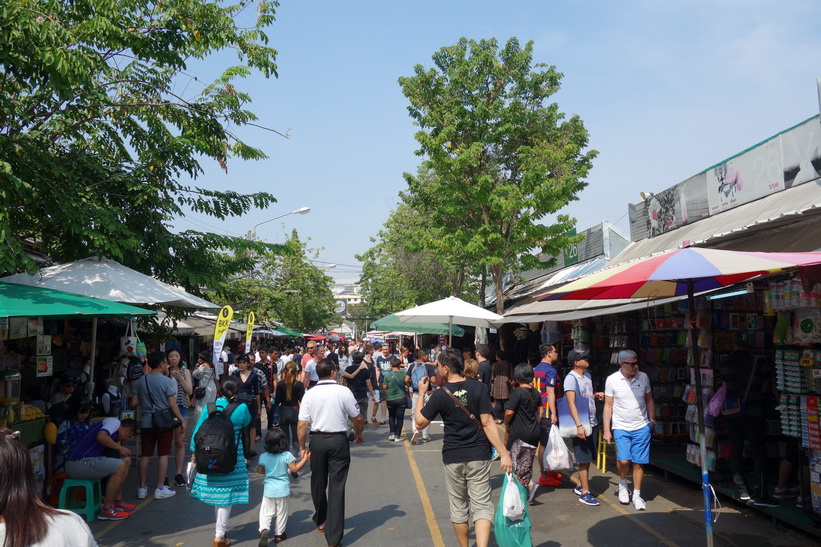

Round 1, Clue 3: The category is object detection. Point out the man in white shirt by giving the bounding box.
[602,349,655,511]
[298,359,363,547]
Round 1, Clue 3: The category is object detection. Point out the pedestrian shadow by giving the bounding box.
[342,503,406,544]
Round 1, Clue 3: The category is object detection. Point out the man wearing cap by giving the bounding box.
[50,377,77,407]
[603,349,655,510]
[298,358,364,547]
[718,331,778,507]
[564,349,605,506]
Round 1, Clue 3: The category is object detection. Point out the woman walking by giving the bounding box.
[233,353,261,458]
[190,376,252,547]
[275,361,305,456]
[505,362,542,503]
[168,348,193,487]
[192,351,219,423]
[491,351,514,424]
[382,358,409,442]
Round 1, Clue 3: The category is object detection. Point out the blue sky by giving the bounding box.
[174,0,821,282]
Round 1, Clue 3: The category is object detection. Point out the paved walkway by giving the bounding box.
[88,418,818,546]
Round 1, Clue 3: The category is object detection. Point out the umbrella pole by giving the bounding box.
[448,317,453,347]
[87,318,98,399]
[687,281,713,547]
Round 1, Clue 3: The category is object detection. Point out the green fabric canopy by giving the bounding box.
[273,325,302,337]
[370,314,465,336]
[0,282,155,319]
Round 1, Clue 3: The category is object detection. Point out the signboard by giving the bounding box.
[212,305,234,371]
[562,229,579,267]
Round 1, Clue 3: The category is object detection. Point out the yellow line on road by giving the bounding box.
[403,438,446,547]
[93,496,152,541]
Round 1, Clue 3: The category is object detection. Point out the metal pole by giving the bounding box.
[688,281,713,547]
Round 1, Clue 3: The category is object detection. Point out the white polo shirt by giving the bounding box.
[298,380,360,432]
[604,370,651,431]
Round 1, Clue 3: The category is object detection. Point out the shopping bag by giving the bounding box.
[120,321,138,355]
[185,460,197,489]
[494,473,532,547]
[502,472,526,520]
[707,383,727,417]
[544,425,572,471]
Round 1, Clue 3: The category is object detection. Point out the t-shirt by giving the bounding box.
[345,363,371,397]
[533,361,558,413]
[0,509,97,546]
[604,370,651,431]
[304,359,319,383]
[375,354,395,372]
[258,451,296,498]
[383,370,407,401]
[506,386,541,446]
[275,380,305,406]
[133,373,176,429]
[477,360,492,388]
[67,418,120,461]
[420,379,492,464]
[564,371,598,427]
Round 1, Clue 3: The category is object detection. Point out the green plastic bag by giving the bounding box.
[493,473,532,547]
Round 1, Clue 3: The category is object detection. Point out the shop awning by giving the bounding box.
[610,180,821,266]
[370,313,465,336]
[0,282,155,319]
[273,326,302,337]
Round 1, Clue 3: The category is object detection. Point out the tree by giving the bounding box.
[215,230,337,332]
[357,201,477,319]
[0,0,283,297]
[398,37,597,314]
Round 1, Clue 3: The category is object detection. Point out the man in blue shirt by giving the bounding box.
[533,343,561,487]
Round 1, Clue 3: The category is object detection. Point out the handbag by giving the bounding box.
[722,357,756,418]
[120,321,138,355]
[193,368,213,400]
[143,376,182,431]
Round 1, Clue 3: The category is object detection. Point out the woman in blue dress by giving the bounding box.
[190,375,251,547]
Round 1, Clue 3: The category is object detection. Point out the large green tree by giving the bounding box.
[357,201,477,320]
[398,37,597,313]
[0,0,283,297]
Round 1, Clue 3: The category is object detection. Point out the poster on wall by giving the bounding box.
[36,356,53,377]
[0,317,7,340]
[9,317,27,339]
[27,317,43,337]
[706,139,783,215]
[36,335,52,355]
[644,174,709,237]
[781,117,821,189]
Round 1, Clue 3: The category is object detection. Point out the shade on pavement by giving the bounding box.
[2,256,219,308]
[371,313,465,336]
[0,282,155,319]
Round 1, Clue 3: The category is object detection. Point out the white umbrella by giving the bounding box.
[394,296,503,344]
[2,256,219,308]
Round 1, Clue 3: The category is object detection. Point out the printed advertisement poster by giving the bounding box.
[781,118,821,189]
[36,356,53,377]
[9,317,27,339]
[36,335,52,355]
[706,139,783,215]
[28,317,43,337]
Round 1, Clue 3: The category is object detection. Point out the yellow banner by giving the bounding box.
[212,305,234,369]
[245,311,255,353]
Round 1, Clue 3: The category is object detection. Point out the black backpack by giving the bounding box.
[194,402,238,474]
[126,357,144,382]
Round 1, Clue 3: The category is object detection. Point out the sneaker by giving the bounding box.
[154,486,176,500]
[579,492,600,506]
[259,529,269,547]
[528,482,539,503]
[113,498,136,511]
[573,484,583,496]
[388,434,395,441]
[773,485,799,500]
[97,506,129,520]
[422,437,431,443]
[491,447,500,461]
[753,496,780,508]
[633,495,646,510]
[411,431,419,445]
[136,487,147,499]
[394,436,403,443]
[796,496,804,509]
[174,473,186,487]
[739,488,751,501]
[617,485,630,504]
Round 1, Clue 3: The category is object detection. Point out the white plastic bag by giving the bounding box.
[544,425,572,471]
[502,472,526,521]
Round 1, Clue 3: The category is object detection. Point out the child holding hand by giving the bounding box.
[256,428,310,545]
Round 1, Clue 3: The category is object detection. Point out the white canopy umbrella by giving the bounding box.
[2,256,219,308]
[394,296,503,345]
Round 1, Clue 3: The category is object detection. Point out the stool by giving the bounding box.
[596,428,618,472]
[58,478,102,522]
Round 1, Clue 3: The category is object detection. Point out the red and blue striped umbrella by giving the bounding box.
[535,247,821,301]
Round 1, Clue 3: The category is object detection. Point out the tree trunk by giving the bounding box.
[492,264,505,315]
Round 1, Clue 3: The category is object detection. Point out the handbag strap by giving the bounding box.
[741,356,757,402]
[442,386,484,429]
[142,375,158,412]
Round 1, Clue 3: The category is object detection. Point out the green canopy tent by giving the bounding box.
[370,314,465,336]
[0,282,155,397]
[273,326,302,337]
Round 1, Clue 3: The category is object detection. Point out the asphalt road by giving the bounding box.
[88,417,818,547]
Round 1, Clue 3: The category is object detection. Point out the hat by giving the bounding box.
[567,349,590,364]
[734,330,751,346]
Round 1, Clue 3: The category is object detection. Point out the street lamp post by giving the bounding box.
[246,206,311,241]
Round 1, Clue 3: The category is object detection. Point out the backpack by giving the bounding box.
[410,363,428,391]
[100,389,123,417]
[194,402,239,474]
[126,357,144,382]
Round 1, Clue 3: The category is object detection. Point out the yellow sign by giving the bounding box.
[212,305,234,368]
[245,312,255,352]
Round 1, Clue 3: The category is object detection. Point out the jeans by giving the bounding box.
[726,414,768,496]
[278,405,299,453]
[386,399,407,437]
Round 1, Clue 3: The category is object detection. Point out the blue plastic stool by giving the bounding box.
[58,478,102,522]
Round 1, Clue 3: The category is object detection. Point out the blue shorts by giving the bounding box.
[613,425,652,464]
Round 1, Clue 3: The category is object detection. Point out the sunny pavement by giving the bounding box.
[88,417,819,547]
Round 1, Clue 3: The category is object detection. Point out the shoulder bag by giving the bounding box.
[143,375,182,431]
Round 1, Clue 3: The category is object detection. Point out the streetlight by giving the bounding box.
[247,207,311,240]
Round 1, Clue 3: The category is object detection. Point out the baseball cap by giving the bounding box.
[567,349,590,364]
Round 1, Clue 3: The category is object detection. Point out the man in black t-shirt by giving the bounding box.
[475,344,492,392]
[416,349,511,547]
[342,351,374,433]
